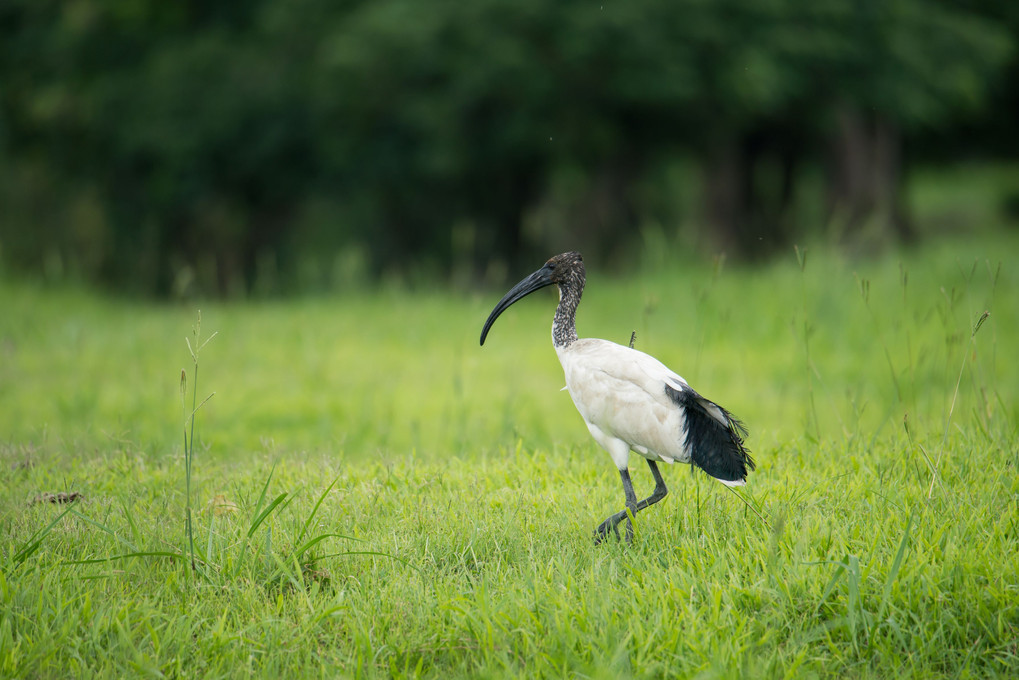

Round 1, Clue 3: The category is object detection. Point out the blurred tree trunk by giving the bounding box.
[469,165,541,277]
[569,157,639,265]
[703,140,748,253]
[701,131,798,257]
[826,106,914,243]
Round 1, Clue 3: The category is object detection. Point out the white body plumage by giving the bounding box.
[556,338,745,487]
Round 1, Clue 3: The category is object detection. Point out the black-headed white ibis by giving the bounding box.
[480,251,754,543]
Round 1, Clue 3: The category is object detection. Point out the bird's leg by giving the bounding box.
[633,460,669,512]
[594,462,669,544]
[594,468,639,544]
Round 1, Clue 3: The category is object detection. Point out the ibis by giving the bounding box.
[480,252,754,543]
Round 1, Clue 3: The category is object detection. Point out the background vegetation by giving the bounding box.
[2,0,1019,295]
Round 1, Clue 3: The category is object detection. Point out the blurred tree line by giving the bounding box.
[1,0,1016,296]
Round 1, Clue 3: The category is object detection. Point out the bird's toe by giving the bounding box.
[593,513,632,545]
[593,520,612,544]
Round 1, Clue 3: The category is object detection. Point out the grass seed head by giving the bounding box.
[972,310,989,337]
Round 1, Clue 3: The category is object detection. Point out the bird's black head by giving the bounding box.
[544,251,585,288]
[480,252,585,346]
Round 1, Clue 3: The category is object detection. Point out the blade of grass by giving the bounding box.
[317,550,420,572]
[233,465,277,577]
[846,554,861,646]
[875,511,914,633]
[69,509,137,552]
[9,505,75,570]
[812,558,847,613]
[248,493,289,538]
[296,476,342,546]
[294,533,363,562]
[62,551,187,566]
[929,310,990,498]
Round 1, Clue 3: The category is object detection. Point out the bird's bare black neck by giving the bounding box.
[552,272,584,348]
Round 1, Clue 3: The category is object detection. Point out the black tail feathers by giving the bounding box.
[665,384,755,484]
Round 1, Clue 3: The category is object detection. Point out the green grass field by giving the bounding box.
[2,233,1017,678]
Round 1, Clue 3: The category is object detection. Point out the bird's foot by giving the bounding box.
[593,511,634,545]
[593,519,614,544]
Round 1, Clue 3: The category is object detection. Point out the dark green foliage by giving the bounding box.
[0,0,1014,295]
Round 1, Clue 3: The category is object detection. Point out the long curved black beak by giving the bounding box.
[480,267,555,345]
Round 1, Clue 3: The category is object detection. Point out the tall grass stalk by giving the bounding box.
[181,311,217,577]
[854,272,903,404]
[793,245,823,442]
[928,309,989,498]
